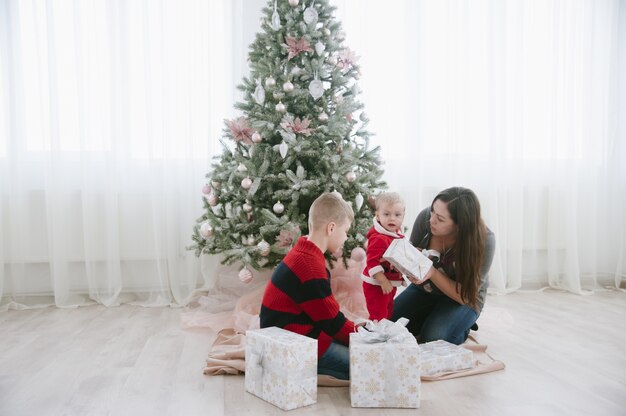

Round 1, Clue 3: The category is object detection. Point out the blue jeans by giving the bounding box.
[391,284,479,344]
[318,341,350,380]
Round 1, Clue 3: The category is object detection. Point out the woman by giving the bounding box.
[391,187,495,344]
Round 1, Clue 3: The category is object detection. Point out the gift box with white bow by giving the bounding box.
[349,319,420,408]
[420,339,474,376]
[245,327,317,410]
[382,238,433,284]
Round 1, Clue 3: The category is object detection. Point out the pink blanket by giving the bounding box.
[182,258,504,380]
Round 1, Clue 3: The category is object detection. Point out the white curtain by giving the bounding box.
[333,0,625,293]
[1,0,624,311]
[0,0,265,310]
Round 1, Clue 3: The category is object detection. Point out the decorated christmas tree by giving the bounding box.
[190,0,386,280]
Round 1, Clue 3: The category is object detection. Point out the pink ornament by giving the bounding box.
[207,193,219,206]
[350,247,366,262]
[200,222,213,238]
[238,267,253,284]
[202,185,211,195]
[241,177,253,189]
[288,0,299,7]
[251,132,262,143]
[346,171,357,182]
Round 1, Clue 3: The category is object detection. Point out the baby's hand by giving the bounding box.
[380,278,393,295]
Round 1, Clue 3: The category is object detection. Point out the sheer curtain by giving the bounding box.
[0,0,264,310]
[333,0,625,293]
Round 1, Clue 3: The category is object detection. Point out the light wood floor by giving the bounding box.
[1,290,625,416]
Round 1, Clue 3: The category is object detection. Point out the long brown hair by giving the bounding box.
[432,187,486,309]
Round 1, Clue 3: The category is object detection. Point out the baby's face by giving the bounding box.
[376,202,405,233]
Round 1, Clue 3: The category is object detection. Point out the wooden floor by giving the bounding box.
[1,290,625,416]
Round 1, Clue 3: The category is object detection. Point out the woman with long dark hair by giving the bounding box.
[392,187,495,344]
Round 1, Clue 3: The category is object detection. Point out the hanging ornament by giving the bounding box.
[202,185,211,195]
[207,193,219,206]
[253,79,265,105]
[237,163,247,172]
[327,55,338,66]
[355,192,364,211]
[318,112,329,122]
[238,267,253,284]
[246,235,256,246]
[323,28,331,36]
[303,1,319,25]
[275,101,286,113]
[273,201,285,214]
[265,76,276,88]
[243,201,253,212]
[346,171,357,182]
[360,112,369,122]
[282,81,294,92]
[199,222,213,239]
[315,41,325,56]
[308,72,324,100]
[288,0,299,7]
[241,177,253,189]
[270,0,281,31]
[211,180,221,190]
[279,141,288,159]
[257,240,271,257]
[367,195,377,209]
[251,132,262,143]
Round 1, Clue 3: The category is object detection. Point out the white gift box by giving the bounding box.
[420,340,474,376]
[245,327,317,410]
[382,238,433,284]
[349,319,420,408]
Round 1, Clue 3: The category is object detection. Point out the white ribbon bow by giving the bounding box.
[356,318,412,343]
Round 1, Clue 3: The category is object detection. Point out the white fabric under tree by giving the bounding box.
[1,0,624,311]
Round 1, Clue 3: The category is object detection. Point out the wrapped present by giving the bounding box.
[420,340,474,376]
[245,327,317,410]
[350,319,420,408]
[382,238,433,284]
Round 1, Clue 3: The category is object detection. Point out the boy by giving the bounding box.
[260,192,356,381]
[361,192,406,321]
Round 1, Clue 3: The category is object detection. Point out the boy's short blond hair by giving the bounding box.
[376,192,405,210]
[309,192,354,230]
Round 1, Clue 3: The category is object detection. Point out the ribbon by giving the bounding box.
[355,318,412,343]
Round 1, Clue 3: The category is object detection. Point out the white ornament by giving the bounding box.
[309,78,324,100]
[207,193,219,206]
[253,80,265,105]
[243,202,253,212]
[327,55,338,66]
[279,141,288,159]
[241,177,253,189]
[282,81,294,92]
[211,180,221,189]
[270,0,281,31]
[359,112,369,122]
[303,4,319,25]
[275,101,286,113]
[265,76,276,88]
[355,192,364,211]
[315,41,326,56]
[318,112,329,122]
[238,267,253,284]
[323,28,331,36]
[251,132,262,143]
[246,235,256,246]
[346,171,357,182]
[257,240,271,257]
[273,201,285,214]
[288,0,299,6]
[200,222,213,238]
[237,163,247,172]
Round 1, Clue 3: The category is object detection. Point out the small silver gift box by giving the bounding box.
[349,319,421,408]
[382,238,433,284]
[245,327,317,410]
[420,340,474,376]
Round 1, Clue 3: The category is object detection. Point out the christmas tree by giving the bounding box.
[190,0,386,279]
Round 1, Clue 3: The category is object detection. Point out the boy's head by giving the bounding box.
[308,192,354,253]
[375,192,405,233]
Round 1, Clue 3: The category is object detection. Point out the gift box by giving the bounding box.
[420,340,474,376]
[382,238,433,283]
[349,319,420,408]
[245,327,317,410]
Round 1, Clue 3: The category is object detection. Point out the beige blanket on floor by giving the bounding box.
[185,258,505,381]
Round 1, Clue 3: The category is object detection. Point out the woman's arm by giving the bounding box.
[427,268,465,304]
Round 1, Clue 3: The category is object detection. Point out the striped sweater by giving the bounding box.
[259,236,355,357]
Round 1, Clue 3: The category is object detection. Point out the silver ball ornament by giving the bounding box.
[265,76,276,88]
[251,132,262,143]
[275,101,286,113]
[273,201,285,214]
[282,81,294,92]
[243,202,253,212]
[241,177,253,189]
[318,112,329,122]
[288,0,299,6]
[238,267,253,284]
[346,171,357,182]
[257,240,271,257]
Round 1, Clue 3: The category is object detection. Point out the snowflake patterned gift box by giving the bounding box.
[245,327,317,411]
[382,238,433,284]
[420,339,474,376]
[349,318,420,408]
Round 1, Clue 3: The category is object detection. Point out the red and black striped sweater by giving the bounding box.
[260,236,355,357]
